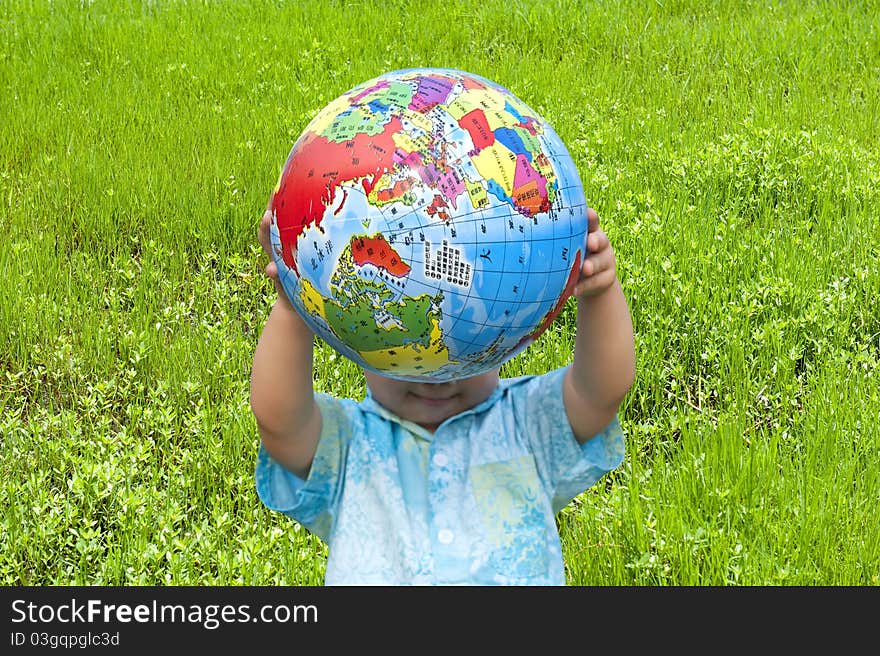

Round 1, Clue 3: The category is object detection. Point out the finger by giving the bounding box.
[259,209,273,252]
[581,244,614,278]
[580,255,601,279]
[574,264,616,297]
[586,207,599,234]
[265,260,279,281]
[586,228,609,254]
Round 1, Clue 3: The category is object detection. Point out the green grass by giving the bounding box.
[2,0,878,585]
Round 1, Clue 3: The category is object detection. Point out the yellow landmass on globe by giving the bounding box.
[359,319,453,375]
[482,108,518,132]
[471,142,517,196]
[298,277,327,320]
[303,95,353,136]
[444,88,505,121]
[400,108,433,133]
[465,177,489,209]
[392,130,432,155]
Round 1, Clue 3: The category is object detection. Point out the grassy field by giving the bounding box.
[1,0,878,586]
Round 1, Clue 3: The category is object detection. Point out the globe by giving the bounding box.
[269,68,588,382]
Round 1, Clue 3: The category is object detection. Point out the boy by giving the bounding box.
[250,203,635,585]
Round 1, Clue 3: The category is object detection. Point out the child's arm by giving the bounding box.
[250,207,322,478]
[563,208,636,443]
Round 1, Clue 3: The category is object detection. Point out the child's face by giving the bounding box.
[363,368,500,433]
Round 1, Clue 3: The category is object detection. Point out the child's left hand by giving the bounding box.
[572,207,618,299]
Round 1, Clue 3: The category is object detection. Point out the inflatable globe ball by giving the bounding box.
[269,68,588,382]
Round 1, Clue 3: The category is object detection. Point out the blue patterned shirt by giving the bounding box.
[255,366,625,585]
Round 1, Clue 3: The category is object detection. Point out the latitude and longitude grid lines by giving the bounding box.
[373,182,584,353]
[339,101,584,350]
[375,198,499,356]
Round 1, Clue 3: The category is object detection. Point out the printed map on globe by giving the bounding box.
[270,68,588,382]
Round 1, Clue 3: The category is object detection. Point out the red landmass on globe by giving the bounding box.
[351,234,411,277]
[272,117,403,272]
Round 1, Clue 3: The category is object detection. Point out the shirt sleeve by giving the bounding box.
[253,393,357,542]
[510,366,626,513]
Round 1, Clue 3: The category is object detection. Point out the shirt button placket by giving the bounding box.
[430,453,452,545]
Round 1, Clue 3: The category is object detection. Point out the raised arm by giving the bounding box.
[563,208,636,443]
[249,207,322,478]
